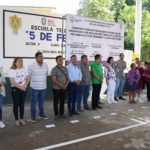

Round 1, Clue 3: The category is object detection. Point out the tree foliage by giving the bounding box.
[77,0,114,20]
[77,0,150,61]
[118,5,135,50]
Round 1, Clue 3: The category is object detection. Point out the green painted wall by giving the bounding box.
[4,76,53,105]
[3,75,129,105]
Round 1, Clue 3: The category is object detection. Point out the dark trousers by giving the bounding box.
[146,82,150,101]
[92,84,102,109]
[143,76,146,89]
[11,87,26,120]
[53,89,67,116]
[68,83,79,113]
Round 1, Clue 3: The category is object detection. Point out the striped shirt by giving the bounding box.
[28,62,48,90]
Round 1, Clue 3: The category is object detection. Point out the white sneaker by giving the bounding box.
[135,97,139,102]
[112,100,117,104]
[0,121,6,128]
[107,101,112,104]
[15,120,20,126]
[20,119,26,125]
[138,98,144,103]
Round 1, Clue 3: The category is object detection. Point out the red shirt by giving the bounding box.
[145,68,150,82]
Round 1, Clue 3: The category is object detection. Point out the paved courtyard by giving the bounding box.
[1,92,150,150]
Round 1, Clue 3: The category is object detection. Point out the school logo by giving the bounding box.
[9,15,22,34]
[48,19,56,26]
[41,18,46,25]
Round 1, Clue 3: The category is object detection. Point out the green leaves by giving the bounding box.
[77,0,150,61]
[77,0,114,20]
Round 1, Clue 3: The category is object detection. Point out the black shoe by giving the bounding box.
[119,96,126,100]
[38,115,49,120]
[92,107,97,110]
[97,105,103,109]
[54,115,59,121]
[59,114,67,119]
[114,97,118,101]
[69,113,73,117]
[84,107,91,111]
[31,117,36,123]
[99,101,104,105]
[72,111,80,115]
[77,108,84,112]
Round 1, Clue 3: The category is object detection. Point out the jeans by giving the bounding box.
[107,79,116,103]
[115,78,125,97]
[77,85,90,109]
[67,83,79,113]
[0,94,4,121]
[11,87,26,120]
[31,88,46,118]
[53,89,67,116]
[92,84,102,109]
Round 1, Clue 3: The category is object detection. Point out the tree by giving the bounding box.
[77,0,114,20]
[77,0,150,61]
[141,10,150,61]
[113,0,125,22]
[125,0,135,6]
[143,0,150,12]
[119,6,150,61]
[118,5,135,50]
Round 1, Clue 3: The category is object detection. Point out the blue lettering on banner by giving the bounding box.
[57,34,66,42]
[26,31,35,40]
[40,32,52,41]
[25,31,66,42]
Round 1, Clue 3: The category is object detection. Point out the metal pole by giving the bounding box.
[134,0,142,60]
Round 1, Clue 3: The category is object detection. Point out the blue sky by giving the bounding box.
[0,0,81,14]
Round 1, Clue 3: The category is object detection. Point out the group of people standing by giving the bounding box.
[128,60,150,104]
[0,52,150,129]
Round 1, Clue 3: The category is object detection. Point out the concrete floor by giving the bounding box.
[1,92,150,150]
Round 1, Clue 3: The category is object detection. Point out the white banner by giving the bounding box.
[66,14,125,62]
[3,10,66,58]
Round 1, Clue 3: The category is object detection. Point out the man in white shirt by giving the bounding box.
[67,55,82,116]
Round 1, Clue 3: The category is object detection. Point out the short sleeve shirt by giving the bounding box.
[145,68,150,82]
[9,68,28,87]
[28,62,48,90]
[91,61,103,84]
[51,66,68,89]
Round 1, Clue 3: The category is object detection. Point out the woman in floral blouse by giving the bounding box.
[104,57,117,104]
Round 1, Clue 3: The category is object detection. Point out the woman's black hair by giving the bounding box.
[107,57,113,63]
[130,63,135,68]
[144,61,148,65]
